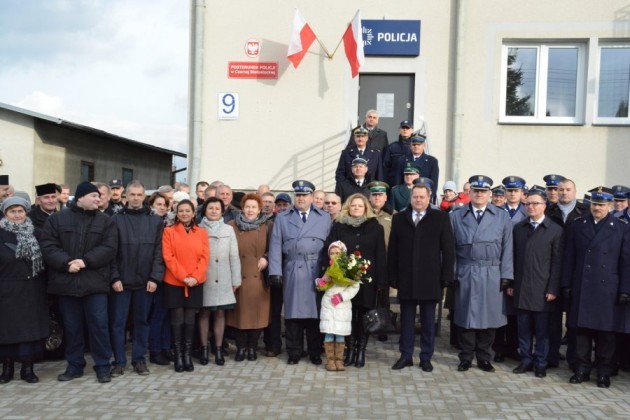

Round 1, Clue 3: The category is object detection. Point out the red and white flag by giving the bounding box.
[342,10,365,78]
[287,10,316,69]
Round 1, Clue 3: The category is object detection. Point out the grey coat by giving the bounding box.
[201,221,241,307]
[450,205,514,329]
[268,206,330,319]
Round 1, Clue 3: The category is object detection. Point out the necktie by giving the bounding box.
[357,180,362,187]
[414,212,423,226]
[508,208,517,218]
[531,221,538,230]
[301,212,307,223]
[476,210,483,224]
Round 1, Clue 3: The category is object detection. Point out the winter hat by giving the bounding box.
[75,182,100,200]
[328,240,347,254]
[1,196,31,214]
[442,181,457,192]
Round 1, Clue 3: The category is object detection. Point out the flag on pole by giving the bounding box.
[342,10,365,78]
[287,10,317,68]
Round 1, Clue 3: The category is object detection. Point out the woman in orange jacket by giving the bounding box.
[162,199,209,373]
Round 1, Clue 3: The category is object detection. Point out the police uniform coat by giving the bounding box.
[383,136,412,187]
[389,184,412,211]
[323,218,387,309]
[512,217,564,312]
[450,204,514,329]
[268,206,330,319]
[334,147,383,183]
[373,204,394,249]
[504,203,528,225]
[560,214,630,332]
[346,125,389,152]
[335,176,371,204]
[388,207,455,301]
[402,151,439,198]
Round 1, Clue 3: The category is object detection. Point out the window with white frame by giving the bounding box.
[500,43,586,124]
[595,44,630,124]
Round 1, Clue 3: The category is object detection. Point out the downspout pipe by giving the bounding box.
[188,0,205,185]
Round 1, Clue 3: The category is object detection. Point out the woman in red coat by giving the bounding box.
[162,199,209,372]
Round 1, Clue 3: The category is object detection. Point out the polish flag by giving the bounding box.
[287,10,316,69]
[342,10,365,78]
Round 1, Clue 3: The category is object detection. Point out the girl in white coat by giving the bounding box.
[316,241,360,372]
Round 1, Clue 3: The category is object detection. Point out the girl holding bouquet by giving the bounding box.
[316,241,361,371]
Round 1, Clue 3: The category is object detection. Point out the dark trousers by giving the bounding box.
[492,315,519,356]
[576,327,616,376]
[109,288,153,366]
[547,304,563,364]
[58,294,112,375]
[399,299,436,362]
[285,318,320,358]
[263,286,283,352]
[148,285,171,352]
[458,327,495,363]
[614,333,630,370]
[516,309,549,369]
[234,328,262,349]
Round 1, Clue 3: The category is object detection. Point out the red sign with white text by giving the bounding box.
[228,62,278,79]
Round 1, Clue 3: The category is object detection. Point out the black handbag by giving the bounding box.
[362,307,397,335]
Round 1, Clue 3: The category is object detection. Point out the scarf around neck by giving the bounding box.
[0,217,44,276]
[339,215,367,227]
[235,212,269,231]
[201,217,225,234]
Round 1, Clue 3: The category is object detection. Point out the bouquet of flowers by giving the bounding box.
[316,250,372,292]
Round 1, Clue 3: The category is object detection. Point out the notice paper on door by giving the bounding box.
[376,93,395,118]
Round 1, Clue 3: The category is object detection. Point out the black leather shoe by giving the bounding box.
[309,355,322,365]
[20,363,39,383]
[377,334,388,342]
[478,360,495,372]
[234,348,246,362]
[596,376,610,388]
[493,353,505,363]
[457,360,471,372]
[512,363,533,374]
[419,360,433,372]
[287,356,300,365]
[392,357,412,370]
[57,370,83,382]
[149,351,170,366]
[96,371,111,383]
[247,348,257,361]
[534,368,547,378]
[569,372,590,384]
[265,349,281,357]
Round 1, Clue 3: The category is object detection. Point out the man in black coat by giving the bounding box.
[41,182,118,383]
[109,181,164,377]
[560,188,630,388]
[383,120,414,188]
[335,157,372,204]
[402,135,439,201]
[507,186,563,378]
[544,178,589,369]
[336,127,383,183]
[346,109,389,152]
[388,184,455,371]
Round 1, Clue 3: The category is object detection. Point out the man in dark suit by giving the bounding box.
[346,109,389,152]
[561,187,630,388]
[545,178,589,369]
[335,157,372,204]
[507,186,564,378]
[388,184,455,372]
[336,127,383,183]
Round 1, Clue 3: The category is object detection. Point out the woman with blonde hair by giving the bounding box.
[324,193,386,368]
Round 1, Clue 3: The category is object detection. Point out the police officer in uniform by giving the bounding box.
[491,185,506,207]
[335,157,372,204]
[335,127,383,183]
[561,188,630,388]
[612,185,630,219]
[543,174,565,206]
[389,163,419,211]
[402,135,439,201]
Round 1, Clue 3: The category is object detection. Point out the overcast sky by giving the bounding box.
[0,0,190,167]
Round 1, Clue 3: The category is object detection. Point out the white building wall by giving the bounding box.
[0,108,35,195]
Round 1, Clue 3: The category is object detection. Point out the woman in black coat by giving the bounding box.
[324,193,386,368]
[0,197,48,384]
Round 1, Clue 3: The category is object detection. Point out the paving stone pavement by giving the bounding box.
[0,317,628,419]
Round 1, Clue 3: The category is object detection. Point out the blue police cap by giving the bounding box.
[399,120,413,128]
[543,174,565,188]
[589,186,614,204]
[292,180,315,195]
[528,185,547,198]
[502,176,526,189]
[468,175,493,191]
[412,177,434,189]
[611,185,630,200]
[491,186,505,196]
[410,135,426,144]
[352,157,368,166]
[274,193,292,204]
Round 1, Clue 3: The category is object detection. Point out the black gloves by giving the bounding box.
[268,275,283,288]
[618,293,630,305]
[500,279,513,292]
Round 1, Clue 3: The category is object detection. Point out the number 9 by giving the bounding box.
[222,94,235,114]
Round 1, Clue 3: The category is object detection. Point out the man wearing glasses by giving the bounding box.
[323,193,342,222]
[449,175,513,373]
[506,186,564,379]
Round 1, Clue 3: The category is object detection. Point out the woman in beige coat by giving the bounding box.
[227,193,272,362]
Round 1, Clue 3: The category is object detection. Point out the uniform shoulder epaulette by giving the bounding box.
[618,217,628,224]
[574,216,586,222]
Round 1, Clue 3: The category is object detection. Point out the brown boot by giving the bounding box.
[324,342,336,371]
[334,342,346,371]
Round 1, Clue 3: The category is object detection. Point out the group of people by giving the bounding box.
[0,113,629,390]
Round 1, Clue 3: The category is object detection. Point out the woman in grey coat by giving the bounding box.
[198,197,241,366]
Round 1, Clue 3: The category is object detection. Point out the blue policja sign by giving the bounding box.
[362,20,421,56]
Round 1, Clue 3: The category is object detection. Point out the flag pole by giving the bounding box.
[329,35,345,59]
[315,37,332,59]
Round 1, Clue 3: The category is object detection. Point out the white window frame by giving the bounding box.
[594,42,630,126]
[499,42,586,125]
